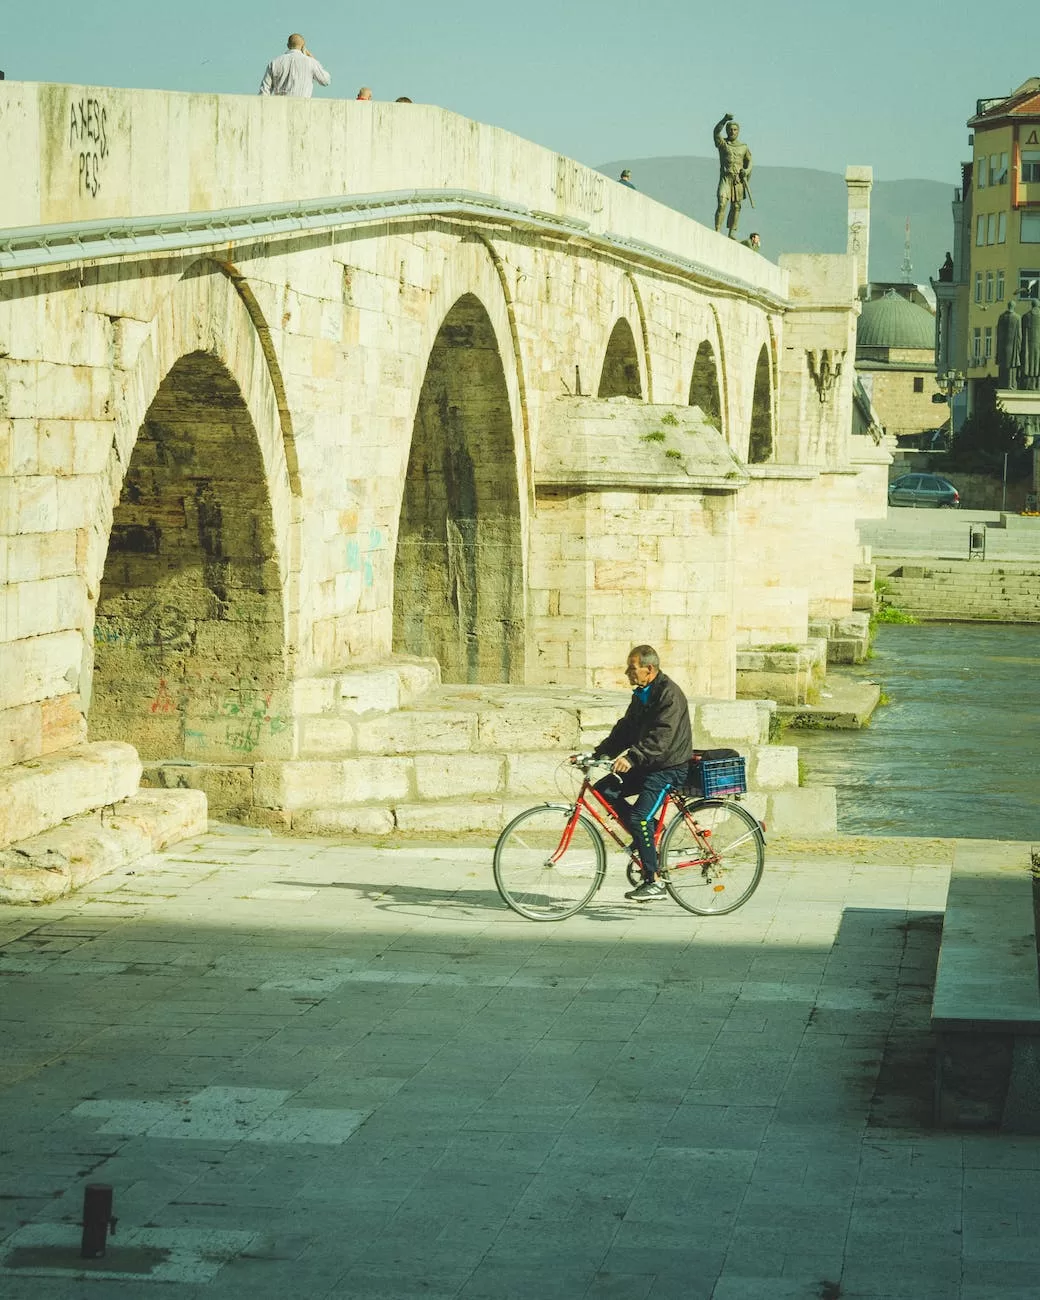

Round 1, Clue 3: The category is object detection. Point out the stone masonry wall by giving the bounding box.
[528,486,737,698]
[867,368,940,438]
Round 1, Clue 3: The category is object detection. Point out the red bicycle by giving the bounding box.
[493,754,766,921]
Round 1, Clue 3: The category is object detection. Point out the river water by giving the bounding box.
[794,622,1040,841]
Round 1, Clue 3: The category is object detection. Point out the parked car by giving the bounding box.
[888,473,960,508]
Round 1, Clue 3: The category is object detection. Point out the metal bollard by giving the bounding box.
[81,1184,117,1258]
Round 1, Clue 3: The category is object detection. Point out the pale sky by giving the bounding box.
[3,0,1035,183]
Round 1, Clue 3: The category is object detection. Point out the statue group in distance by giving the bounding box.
[997,300,1040,391]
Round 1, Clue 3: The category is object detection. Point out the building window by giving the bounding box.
[972,327,982,363]
[1019,270,1040,299]
[998,152,1009,184]
[985,271,994,301]
[989,154,999,185]
[997,269,1005,300]
[976,214,986,245]
[977,162,987,189]
[1022,151,1040,184]
[913,377,925,393]
[987,214,997,245]
[998,212,1007,244]
[1022,211,1040,244]
[974,271,983,302]
[984,326,993,360]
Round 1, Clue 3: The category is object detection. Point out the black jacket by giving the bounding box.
[593,672,692,773]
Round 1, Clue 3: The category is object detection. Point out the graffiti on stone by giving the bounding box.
[94,602,192,652]
[68,96,109,198]
[553,157,604,216]
[221,686,287,753]
[93,620,125,645]
[150,678,176,715]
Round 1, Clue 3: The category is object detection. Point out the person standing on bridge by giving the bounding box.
[713,112,752,238]
[259,34,331,97]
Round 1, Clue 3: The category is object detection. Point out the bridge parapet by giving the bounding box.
[0,81,786,301]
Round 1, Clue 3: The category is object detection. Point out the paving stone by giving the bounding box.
[2,831,1038,1296]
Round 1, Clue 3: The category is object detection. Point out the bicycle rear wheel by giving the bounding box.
[660,798,764,916]
[493,803,606,920]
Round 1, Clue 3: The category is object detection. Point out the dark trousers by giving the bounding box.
[594,765,687,882]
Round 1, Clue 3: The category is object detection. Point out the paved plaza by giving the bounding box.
[1,828,1038,1299]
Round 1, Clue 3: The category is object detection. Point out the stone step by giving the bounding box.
[0,741,142,850]
[290,784,836,839]
[808,614,871,666]
[144,743,806,824]
[141,685,825,832]
[297,685,774,759]
[736,640,827,706]
[0,787,207,905]
[292,658,441,718]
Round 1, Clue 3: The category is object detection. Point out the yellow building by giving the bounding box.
[966,79,1040,382]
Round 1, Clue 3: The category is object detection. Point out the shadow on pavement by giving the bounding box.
[276,878,638,923]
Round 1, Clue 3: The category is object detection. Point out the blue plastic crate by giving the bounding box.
[688,754,747,797]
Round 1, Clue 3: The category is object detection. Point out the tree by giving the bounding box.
[940,378,1031,477]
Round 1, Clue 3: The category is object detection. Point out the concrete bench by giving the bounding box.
[931,842,1040,1130]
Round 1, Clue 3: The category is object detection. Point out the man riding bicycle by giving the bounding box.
[591,645,691,902]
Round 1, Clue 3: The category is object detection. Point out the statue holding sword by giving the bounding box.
[713,112,753,238]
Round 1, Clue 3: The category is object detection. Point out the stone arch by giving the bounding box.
[598,317,643,398]
[689,339,723,431]
[748,342,774,464]
[393,292,525,683]
[624,272,654,402]
[707,303,731,443]
[95,259,297,611]
[411,235,531,513]
[91,351,291,765]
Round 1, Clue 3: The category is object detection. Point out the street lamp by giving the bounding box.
[937,369,965,447]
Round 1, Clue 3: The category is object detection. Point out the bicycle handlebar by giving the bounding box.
[570,753,612,772]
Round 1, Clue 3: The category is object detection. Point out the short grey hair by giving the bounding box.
[628,644,660,669]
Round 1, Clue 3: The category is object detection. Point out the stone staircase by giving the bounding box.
[0,741,206,904]
[876,559,1040,622]
[143,660,837,837]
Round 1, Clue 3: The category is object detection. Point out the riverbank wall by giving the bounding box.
[876,558,1040,622]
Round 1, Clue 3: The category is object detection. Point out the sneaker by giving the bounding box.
[624,879,667,902]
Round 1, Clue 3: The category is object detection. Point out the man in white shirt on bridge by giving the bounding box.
[259,34,331,98]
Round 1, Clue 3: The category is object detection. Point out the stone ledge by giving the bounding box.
[292,657,441,717]
[276,785,835,840]
[0,741,142,849]
[932,841,1040,1131]
[0,788,207,905]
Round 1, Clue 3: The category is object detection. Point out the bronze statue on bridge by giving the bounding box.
[713,113,753,239]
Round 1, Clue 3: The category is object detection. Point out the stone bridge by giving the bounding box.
[0,83,887,871]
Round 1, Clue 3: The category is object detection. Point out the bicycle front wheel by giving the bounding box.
[493,804,606,920]
[660,798,764,916]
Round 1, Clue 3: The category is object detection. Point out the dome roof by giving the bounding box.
[857,290,935,351]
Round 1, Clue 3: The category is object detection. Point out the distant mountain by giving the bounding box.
[596,156,954,285]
